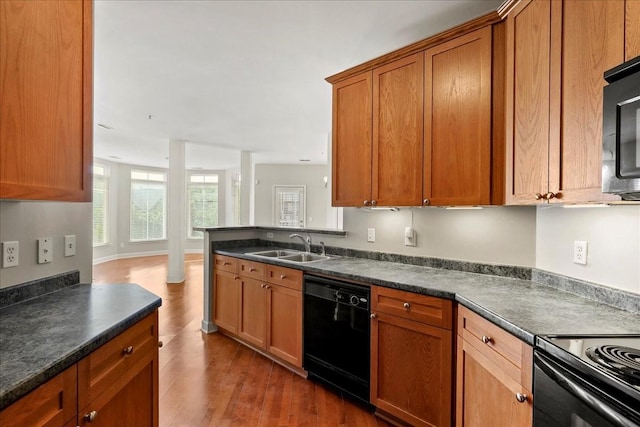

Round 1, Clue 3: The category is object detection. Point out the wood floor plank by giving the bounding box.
[93,255,389,427]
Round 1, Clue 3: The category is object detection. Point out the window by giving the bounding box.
[188,174,219,238]
[93,164,109,246]
[274,185,305,227]
[130,170,166,241]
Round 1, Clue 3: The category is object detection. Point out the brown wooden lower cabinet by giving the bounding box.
[238,276,268,348]
[370,286,453,427]
[213,269,241,334]
[0,312,159,427]
[456,306,532,427]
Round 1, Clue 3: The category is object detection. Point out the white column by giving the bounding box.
[240,150,252,225]
[167,139,186,284]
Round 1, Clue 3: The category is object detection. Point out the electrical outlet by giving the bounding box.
[2,241,19,268]
[367,228,375,243]
[64,235,76,257]
[38,237,52,264]
[404,227,416,246]
[573,240,588,265]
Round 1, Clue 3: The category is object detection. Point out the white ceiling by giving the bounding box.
[94,0,503,170]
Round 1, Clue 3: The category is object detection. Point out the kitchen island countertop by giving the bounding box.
[0,283,161,410]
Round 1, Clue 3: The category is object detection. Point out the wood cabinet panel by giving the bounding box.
[424,27,492,206]
[626,0,640,61]
[213,269,241,334]
[214,255,239,274]
[372,286,452,329]
[239,277,267,348]
[0,365,77,427]
[550,0,625,203]
[78,313,157,410]
[505,0,552,204]
[332,72,373,206]
[372,53,424,206]
[0,0,92,201]
[266,264,302,291]
[371,312,452,427]
[267,284,302,367]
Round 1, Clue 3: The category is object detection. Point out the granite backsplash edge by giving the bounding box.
[0,270,80,309]
[213,239,640,314]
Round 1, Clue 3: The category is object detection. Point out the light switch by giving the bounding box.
[64,235,76,257]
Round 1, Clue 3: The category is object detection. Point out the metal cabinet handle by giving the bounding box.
[370,313,377,319]
[280,274,287,279]
[534,193,544,200]
[260,283,266,288]
[481,335,492,344]
[158,341,164,348]
[249,268,257,272]
[265,284,271,289]
[371,200,377,206]
[515,393,527,403]
[84,410,98,422]
[543,192,558,200]
[423,198,430,206]
[364,200,370,206]
[234,276,240,280]
[403,302,410,310]
[223,262,230,266]
[123,346,134,355]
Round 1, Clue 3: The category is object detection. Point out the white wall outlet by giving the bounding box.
[38,237,52,264]
[404,227,417,247]
[64,235,76,257]
[367,228,376,243]
[2,241,19,268]
[573,240,588,265]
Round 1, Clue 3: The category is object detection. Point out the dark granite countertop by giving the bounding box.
[0,283,162,410]
[216,247,640,345]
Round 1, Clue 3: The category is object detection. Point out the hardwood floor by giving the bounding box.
[93,255,390,427]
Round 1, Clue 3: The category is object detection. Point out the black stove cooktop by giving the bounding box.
[536,335,640,401]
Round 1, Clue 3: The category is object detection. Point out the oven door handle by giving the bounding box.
[535,352,638,427]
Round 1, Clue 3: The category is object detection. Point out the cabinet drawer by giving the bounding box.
[0,365,77,427]
[372,286,452,329]
[267,265,302,291]
[457,306,528,371]
[240,260,267,280]
[78,312,158,409]
[215,255,238,273]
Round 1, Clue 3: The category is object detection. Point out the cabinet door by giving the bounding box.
[267,284,302,367]
[371,312,452,427]
[456,337,532,427]
[332,72,373,207]
[239,277,267,349]
[213,270,241,334]
[424,27,492,206]
[505,0,552,204]
[0,0,92,201]
[549,0,625,203]
[372,53,424,207]
[626,0,640,61]
[0,366,77,427]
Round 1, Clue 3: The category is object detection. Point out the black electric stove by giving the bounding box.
[535,335,640,427]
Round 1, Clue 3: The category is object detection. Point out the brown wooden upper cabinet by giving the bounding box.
[0,0,93,202]
[424,27,492,206]
[505,0,626,204]
[331,53,424,207]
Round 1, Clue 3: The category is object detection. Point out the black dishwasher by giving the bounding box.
[303,275,370,405]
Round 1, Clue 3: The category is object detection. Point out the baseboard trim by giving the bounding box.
[93,249,204,265]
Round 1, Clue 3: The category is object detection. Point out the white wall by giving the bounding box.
[254,164,331,228]
[0,201,92,288]
[536,205,640,294]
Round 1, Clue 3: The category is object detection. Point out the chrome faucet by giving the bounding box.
[289,233,311,253]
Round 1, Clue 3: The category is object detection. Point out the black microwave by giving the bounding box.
[602,55,640,200]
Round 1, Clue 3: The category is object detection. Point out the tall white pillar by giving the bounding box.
[167,139,186,284]
[240,150,252,225]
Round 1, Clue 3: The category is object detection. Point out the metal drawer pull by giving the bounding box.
[370,313,377,319]
[123,346,134,355]
[234,276,240,280]
[481,335,492,344]
[265,284,271,289]
[249,268,257,272]
[403,302,410,310]
[158,340,164,348]
[515,393,527,403]
[84,410,98,422]
[260,283,266,288]
[280,274,287,279]
[223,262,230,266]
[534,193,544,200]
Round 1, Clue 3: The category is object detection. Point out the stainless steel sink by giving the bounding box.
[278,253,331,263]
[246,249,332,263]
[246,249,301,258]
